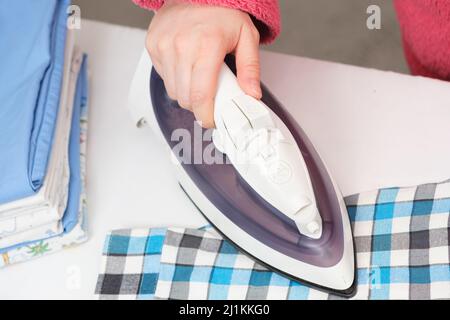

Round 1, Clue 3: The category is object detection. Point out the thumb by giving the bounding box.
[235,24,262,99]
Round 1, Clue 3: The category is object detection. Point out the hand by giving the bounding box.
[146,0,262,128]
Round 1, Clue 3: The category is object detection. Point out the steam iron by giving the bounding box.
[129,51,356,297]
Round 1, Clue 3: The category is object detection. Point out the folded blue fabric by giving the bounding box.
[0,56,88,253]
[0,0,70,204]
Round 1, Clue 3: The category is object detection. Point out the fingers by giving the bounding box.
[173,34,196,110]
[159,45,177,100]
[174,60,193,110]
[190,41,226,128]
[144,2,262,129]
[148,30,224,127]
[235,23,262,99]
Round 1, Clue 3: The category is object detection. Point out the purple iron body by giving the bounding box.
[148,56,356,297]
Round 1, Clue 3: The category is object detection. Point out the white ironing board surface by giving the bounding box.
[1,20,449,299]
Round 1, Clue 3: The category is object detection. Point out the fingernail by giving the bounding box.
[251,81,262,98]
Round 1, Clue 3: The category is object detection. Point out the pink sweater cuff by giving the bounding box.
[394,0,450,80]
[133,0,281,44]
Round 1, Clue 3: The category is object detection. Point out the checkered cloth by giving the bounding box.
[95,180,450,300]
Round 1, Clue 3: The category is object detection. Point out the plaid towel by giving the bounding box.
[95,180,450,300]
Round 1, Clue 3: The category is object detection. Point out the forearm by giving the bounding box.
[132,0,281,43]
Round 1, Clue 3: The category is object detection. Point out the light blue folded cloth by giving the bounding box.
[0,55,88,254]
[0,0,70,204]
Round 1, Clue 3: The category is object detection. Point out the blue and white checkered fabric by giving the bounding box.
[96,228,166,300]
[96,180,450,300]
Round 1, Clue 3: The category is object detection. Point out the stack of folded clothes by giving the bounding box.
[0,0,89,267]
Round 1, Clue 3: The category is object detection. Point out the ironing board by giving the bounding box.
[0,20,449,300]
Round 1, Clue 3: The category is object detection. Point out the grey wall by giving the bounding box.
[73,0,409,73]
[73,0,153,29]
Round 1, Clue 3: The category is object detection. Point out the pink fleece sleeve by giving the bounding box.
[394,0,450,81]
[132,0,281,44]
